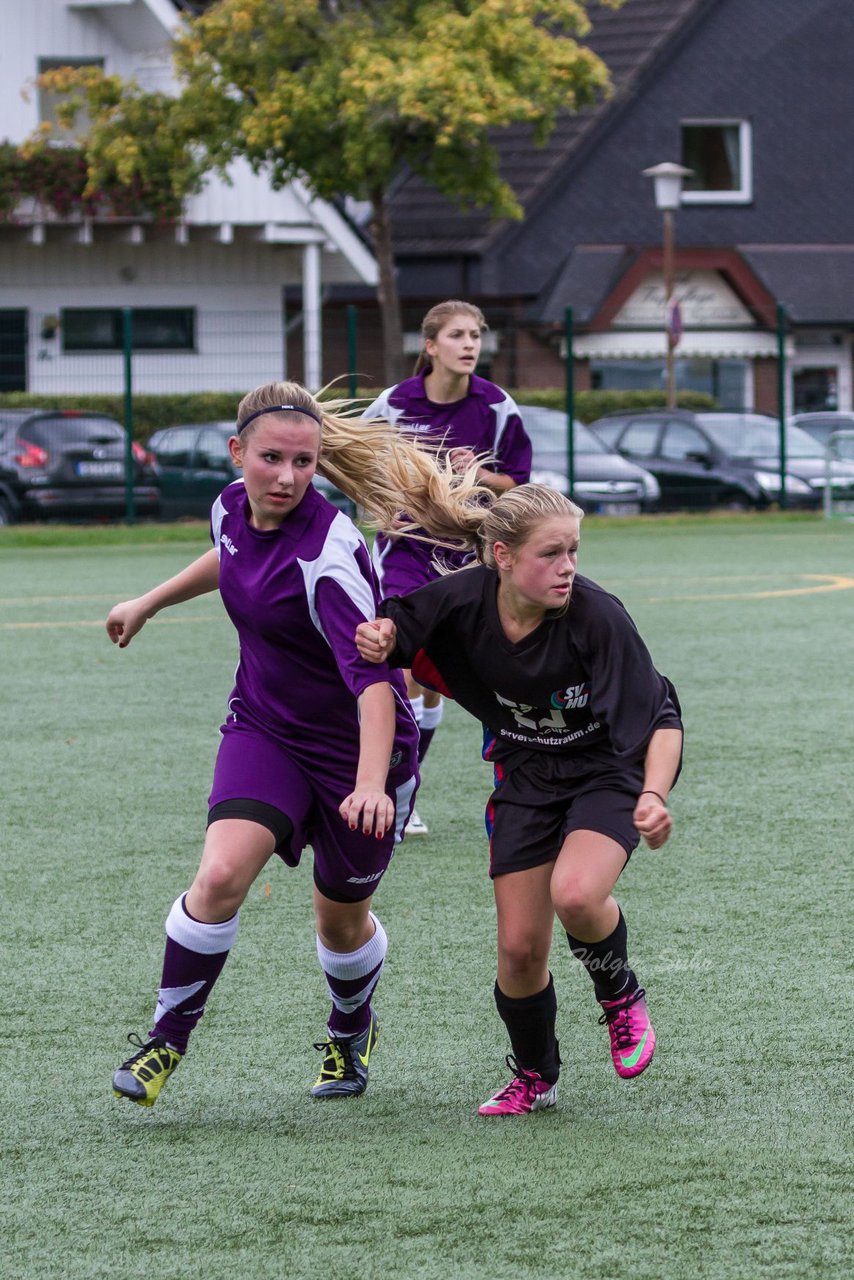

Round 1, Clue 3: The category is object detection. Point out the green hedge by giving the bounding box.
[0,392,241,440]
[0,386,717,438]
[507,388,717,420]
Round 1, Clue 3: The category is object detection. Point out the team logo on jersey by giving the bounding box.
[550,682,590,710]
[220,534,238,556]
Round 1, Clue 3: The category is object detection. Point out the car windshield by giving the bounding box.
[521,407,608,457]
[697,414,820,459]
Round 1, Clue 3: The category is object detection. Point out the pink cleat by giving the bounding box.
[598,987,655,1079]
[478,1056,558,1116]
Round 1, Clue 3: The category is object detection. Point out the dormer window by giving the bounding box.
[680,120,752,204]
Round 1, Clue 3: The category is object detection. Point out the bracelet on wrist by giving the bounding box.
[640,789,667,805]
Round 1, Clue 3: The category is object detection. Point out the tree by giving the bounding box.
[41,0,621,382]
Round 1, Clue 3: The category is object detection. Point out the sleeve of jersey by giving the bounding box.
[377,588,456,699]
[496,409,533,484]
[586,599,683,758]
[362,386,396,422]
[314,576,396,701]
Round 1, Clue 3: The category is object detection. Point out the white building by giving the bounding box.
[0,0,378,394]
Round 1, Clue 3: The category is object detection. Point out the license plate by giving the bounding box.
[76,461,124,478]
[596,501,641,516]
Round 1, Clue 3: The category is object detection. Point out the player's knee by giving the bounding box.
[190,862,246,916]
[319,917,368,953]
[552,879,603,931]
[498,932,550,981]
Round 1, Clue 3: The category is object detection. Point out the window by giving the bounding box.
[38,59,104,140]
[681,120,752,204]
[590,419,626,448]
[591,359,747,410]
[793,368,839,413]
[21,416,124,447]
[151,428,198,468]
[660,424,711,462]
[61,309,196,352]
[196,428,232,469]
[619,420,664,458]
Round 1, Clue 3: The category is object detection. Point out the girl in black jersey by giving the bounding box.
[356,484,682,1116]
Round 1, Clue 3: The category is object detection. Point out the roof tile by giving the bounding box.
[390,0,709,255]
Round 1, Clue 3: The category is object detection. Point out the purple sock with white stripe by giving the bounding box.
[151,894,239,1054]
[316,912,387,1038]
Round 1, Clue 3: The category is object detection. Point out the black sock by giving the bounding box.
[417,726,436,763]
[566,909,639,1003]
[494,974,561,1084]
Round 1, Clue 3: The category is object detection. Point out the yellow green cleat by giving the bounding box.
[112,1034,182,1108]
[311,1010,379,1099]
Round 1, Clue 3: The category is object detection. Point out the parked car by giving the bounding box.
[147,421,355,519]
[587,409,854,510]
[519,404,660,514]
[0,408,159,524]
[790,411,854,450]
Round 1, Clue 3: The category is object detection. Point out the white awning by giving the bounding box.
[568,330,795,360]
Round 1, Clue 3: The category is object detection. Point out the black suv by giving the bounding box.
[587,409,854,510]
[0,409,160,524]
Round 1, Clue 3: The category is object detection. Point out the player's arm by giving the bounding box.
[106,548,220,648]
[474,468,517,493]
[312,571,401,839]
[633,727,684,849]
[585,595,681,757]
[447,446,517,492]
[339,681,397,839]
[486,399,533,488]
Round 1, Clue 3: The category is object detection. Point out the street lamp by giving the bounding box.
[642,162,693,408]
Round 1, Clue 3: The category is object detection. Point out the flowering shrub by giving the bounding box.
[0,140,184,222]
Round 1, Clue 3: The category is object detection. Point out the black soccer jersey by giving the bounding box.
[379,568,681,772]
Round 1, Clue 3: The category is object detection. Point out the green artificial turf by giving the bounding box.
[1,516,852,1279]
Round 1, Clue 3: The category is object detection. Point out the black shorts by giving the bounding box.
[484,751,643,878]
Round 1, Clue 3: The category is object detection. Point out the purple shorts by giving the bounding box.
[209,719,418,900]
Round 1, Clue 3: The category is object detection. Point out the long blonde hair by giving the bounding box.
[413,299,487,375]
[236,385,582,562]
[400,481,584,569]
[235,381,488,547]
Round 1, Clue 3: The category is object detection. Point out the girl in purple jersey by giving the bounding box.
[356,484,683,1117]
[366,300,532,835]
[106,381,481,1110]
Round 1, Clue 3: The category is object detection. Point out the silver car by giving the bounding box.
[520,404,660,515]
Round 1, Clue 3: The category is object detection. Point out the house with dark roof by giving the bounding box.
[311,0,854,415]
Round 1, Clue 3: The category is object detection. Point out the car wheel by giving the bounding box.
[0,496,15,526]
[719,490,753,512]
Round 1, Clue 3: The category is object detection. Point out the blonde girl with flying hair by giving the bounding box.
[364,299,533,835]
[356,481,684,1116]
[105,380,485,1112]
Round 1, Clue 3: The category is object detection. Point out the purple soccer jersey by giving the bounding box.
[207,480,419,891]
[367,371,532,596]
[211,480,416,770]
